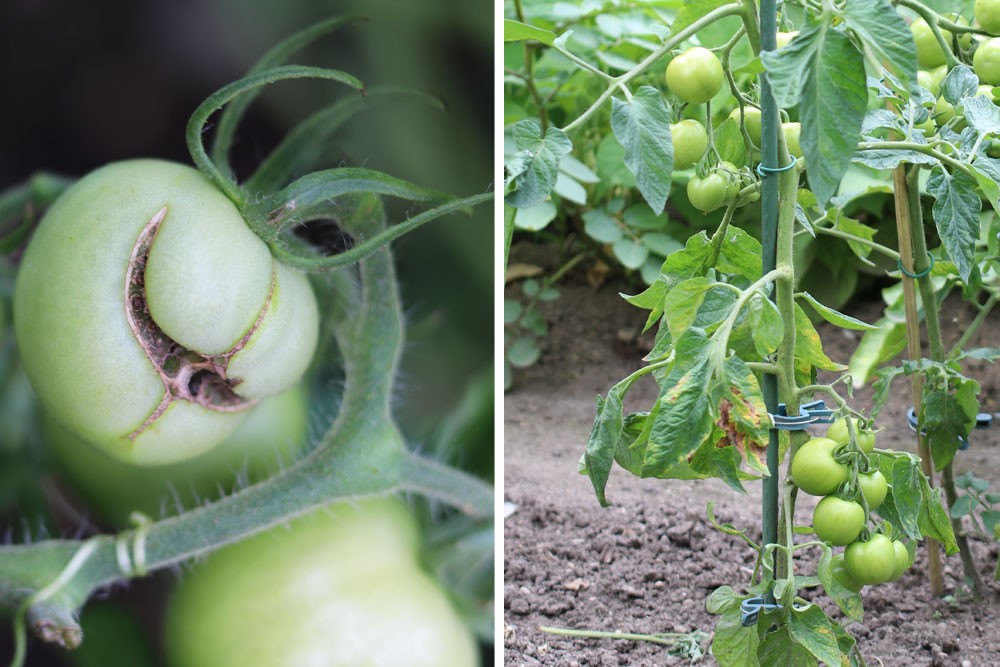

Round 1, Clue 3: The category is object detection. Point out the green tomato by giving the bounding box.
[671,119,709,169]
[918,69,941,97]
[974,37,1000,85]
[858,470,888,510]
[844,534,898,585]
[48,385,310,526]
[14,160,319,466]
[829,553,864,592]
[164,499,479,667]
[729,107,762,146]
[825,418,875,454]
[934,94,957,125]
[977,0,1000,35]
[782,122,803,159]
[911,18,951,68]
[887,540,912,582]
[812,496,865,546]
[665,47,724,104]
[790,437,848,496]
[687,171,730,212]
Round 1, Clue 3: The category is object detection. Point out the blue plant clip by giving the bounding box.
[740,596,782,626]
[906,407,992,451]
[770,400,836,431]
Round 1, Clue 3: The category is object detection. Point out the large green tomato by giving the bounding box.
[911,18,951,68]
[665,47,724,104]
[164,499,480,667]
[844,534,897,585]
[48,385,310,526]
[825,417,875,454]
[974,37,1000,85]
[812,496,865,546]
[977,0,1000,35]
[671,119,709,169]
[14,160,319,465]
[790,437,848,496]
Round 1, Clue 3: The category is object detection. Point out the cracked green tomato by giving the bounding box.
[14,160,319,465]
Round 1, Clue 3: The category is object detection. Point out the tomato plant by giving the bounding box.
[504,0,1000,662]
[164,499,479,667]
[0,13,493,666]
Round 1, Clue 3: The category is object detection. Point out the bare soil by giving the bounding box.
[503,242,1000,667]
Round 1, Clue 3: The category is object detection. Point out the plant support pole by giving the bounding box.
[757,0,780,602]
[892,165,944,596]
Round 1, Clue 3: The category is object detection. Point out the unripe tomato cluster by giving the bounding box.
[791,418,909,588]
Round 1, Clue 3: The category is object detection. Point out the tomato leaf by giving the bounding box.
[852,147,938,170]
[788,604,841,667]
[663,277,712,343]
[611,87,674,215]
[918,478,959,555]
[711,356,771,474]
[581,380,627,506]
[927,167,982,286]
[503,19,555,45]
[921,380,979,471]
[800,29,868,206]
[645,329,715,476]
[841,0,917,93]
[890,456,924,539]
[757,626,820,667]
[504,120,573,208]
[969,156,1000,212]
[940,65,979,105]
[748,294,783,358]
[833,214,877,261]
[961,94,1000,136]
[793,303,845,371]
[711,602,760,667]
[713,117,747,168]
[761,17,822,109]
[797,292,877,330]
[718,226,764,281]
[852,321,907,390]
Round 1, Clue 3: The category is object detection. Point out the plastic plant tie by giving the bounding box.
[897,254,934,279]
[770,399,835,430]
[740,596,782,627]
[755,155,798,177]
[906,407,992,451]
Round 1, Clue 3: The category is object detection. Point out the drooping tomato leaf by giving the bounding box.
[611,86,673,214]
[788,604,842,667]
[927,166,982,285]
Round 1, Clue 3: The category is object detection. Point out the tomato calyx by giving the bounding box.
[125,206,260,439]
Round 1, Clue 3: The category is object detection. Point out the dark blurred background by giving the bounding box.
[0,0,493,664]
